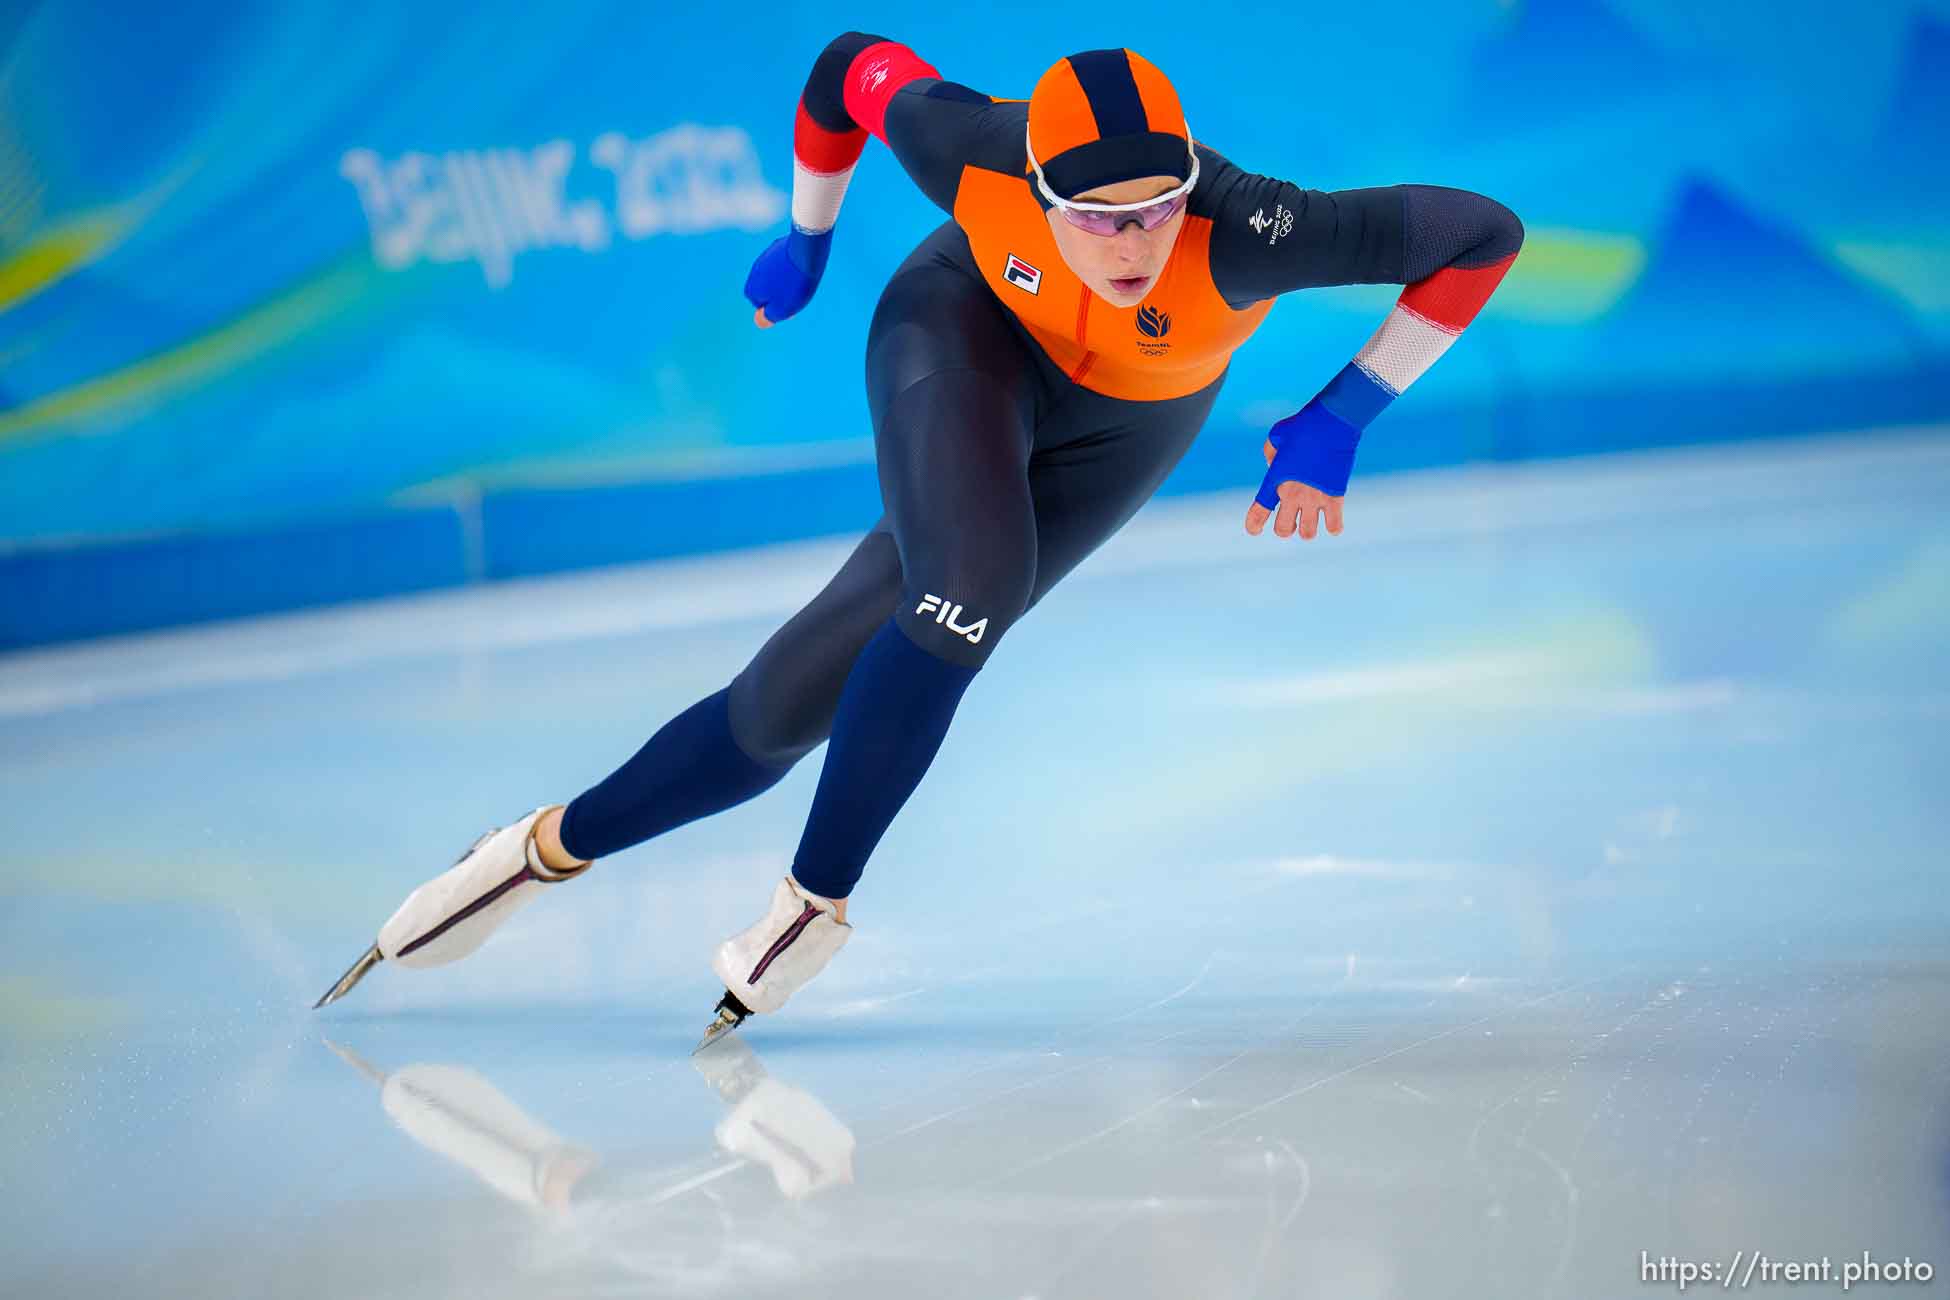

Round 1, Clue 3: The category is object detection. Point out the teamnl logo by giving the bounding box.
[1136,304,1172,357]
[915,594,987,644]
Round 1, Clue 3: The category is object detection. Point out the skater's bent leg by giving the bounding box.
[790,370,1037,900]
[787,618,982,900]
[786,230,1040,900]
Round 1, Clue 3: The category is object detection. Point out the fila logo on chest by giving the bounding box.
[1003,254,1042,295]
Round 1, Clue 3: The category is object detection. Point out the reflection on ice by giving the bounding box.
[695,1036,856,1199]
[326,1040,603,1213]
[327,1033,855,1213]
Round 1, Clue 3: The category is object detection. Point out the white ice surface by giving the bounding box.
[3,432,1948,1299]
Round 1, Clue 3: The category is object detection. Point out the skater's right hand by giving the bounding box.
[744,228,832,329]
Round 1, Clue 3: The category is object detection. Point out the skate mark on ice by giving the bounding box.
[970,972,1355,1188]
[1191,971,1611,1141]
[1235,1140,1313,1300]
[1098,950,1219,1026]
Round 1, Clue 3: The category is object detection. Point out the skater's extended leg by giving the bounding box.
[551,689,784,865]
[726,527,904,768]
[317,527,903,1007]
[551,528,903,865]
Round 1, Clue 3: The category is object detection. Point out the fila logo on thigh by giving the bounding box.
[915,593,988,644]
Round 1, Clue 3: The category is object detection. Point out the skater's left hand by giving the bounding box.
[1244,398,1358,541]
[1245,457,1342,540]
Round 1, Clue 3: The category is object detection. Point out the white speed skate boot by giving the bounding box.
[313,806,589,1008]
[693,876,852,1052]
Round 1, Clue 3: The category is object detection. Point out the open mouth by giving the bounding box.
[1109,275,1152,295]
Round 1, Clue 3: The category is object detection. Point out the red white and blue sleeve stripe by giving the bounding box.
[790,33,940,237]
[1316,220,1522,431]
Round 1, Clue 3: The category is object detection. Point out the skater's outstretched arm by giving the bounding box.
[1190,157,1524,540]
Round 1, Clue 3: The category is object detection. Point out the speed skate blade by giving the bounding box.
[692,991,751,1055]
[314,944,384,1010]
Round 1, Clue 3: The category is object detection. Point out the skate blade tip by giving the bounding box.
[691,1024,739,1056]
[692,1007,747,1056]
[313,944,384,1010]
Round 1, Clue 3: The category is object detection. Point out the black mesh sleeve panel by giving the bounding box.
[1400,184,1525,279]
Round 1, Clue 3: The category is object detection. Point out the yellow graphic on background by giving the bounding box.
[1312,226,1646,324]
[0,154,191,315]
[1832,240,1950,314]
[0,210,129,313]
[1489,227,1647,323]
[0,255,380,449]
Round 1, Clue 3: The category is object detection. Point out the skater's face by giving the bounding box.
[1045,174,1187,309]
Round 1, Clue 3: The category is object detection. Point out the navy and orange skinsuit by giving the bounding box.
[558,34,1524,907]
[790,33,1522,404]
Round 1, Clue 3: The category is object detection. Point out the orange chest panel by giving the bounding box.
[951,166,1274,401]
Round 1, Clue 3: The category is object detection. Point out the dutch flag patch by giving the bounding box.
[1003,254,1042,295]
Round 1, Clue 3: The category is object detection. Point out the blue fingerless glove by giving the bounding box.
[1254,396,1363,507]
[743,227,832,324]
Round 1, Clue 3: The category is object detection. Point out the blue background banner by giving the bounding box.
[4,0,1947,646]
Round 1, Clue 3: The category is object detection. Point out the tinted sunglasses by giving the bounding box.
[1026,125,1199,236]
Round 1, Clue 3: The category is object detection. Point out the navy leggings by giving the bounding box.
[728,221,1226,762]
[559,222,1224,890]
